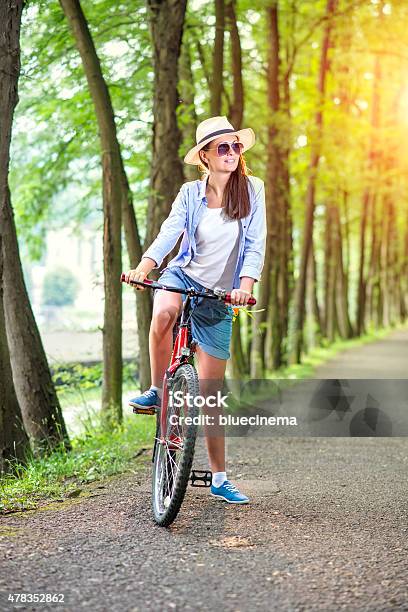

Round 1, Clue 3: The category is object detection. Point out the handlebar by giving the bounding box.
[120,273,257,306]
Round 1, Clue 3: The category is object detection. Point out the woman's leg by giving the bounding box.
[195,345,228,473]
[150,290,182,387]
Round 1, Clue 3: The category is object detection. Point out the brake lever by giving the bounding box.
[213,286,227,300]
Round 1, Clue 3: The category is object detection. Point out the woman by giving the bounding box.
[124,116,266,504]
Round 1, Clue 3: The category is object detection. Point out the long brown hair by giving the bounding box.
[198,140,254,220]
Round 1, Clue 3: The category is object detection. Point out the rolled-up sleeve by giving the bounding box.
[142,185,187,269]
[239,180,267,283]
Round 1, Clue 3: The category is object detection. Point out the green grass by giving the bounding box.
[0,413,155,514]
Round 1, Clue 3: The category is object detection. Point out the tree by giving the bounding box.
[251,1,284,375]
[211,0,225,116]
[179,29,199,183]
[0,0,70,454]
[290,0,338,364]
[356,55,380,335]
[224,0,247,379]
[60,0,152,393]
[144,0,187,260]
[0,234,30,475]
[225,0,243,129]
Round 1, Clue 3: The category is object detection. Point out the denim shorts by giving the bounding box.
[153,266,234,360]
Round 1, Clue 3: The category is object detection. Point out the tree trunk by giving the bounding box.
[192,26,211,90]
[179,34,198,183]
[0,234,30,475]
[333,204,353,338]
[366,193,380,326]
[211,0,225,116]
[225,0,243,129]
[401,208,408,320]
[381,193,398,328]
[324,203,337,342]
[305,242,321,351]
[250,2,281,376]
[380,196,390,327]
[342,191,351,278]
[144,0,187,264]
[356,55,381,335]
[60,0,122,427]
[280,48,294,365]
[309,241,323,347]
[264,2,285,372]
[311,245,322,335]
[222,0,247,378]
[0,0,70,453]
[290,0,338,363]
[356,190,370,335]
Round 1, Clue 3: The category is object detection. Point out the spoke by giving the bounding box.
[164,452,171,500]
[164,447,180,488]
[158,448,166,505]
[165,445,180,471]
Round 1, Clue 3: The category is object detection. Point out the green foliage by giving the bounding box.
[42,266,79,306]
[14,0,408,266]
[0,415,155,513]
[11,0,152,260]
[51,360,137,395]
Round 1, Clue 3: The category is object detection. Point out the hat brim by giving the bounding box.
[183,127,256,165]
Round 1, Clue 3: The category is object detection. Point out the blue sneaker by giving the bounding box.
[129,388,161,415]
[210,480,249,504]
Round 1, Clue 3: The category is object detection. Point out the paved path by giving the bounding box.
[1,327,407,611]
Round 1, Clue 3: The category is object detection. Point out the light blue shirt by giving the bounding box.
[142,174,267,290]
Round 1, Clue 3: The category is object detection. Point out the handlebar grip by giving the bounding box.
[225,294,256,306]
[120,273,153,287]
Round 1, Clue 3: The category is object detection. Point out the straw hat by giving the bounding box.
[183,115,256,165]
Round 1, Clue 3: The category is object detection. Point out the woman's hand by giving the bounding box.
[231,277,255,306]
[124,258,155,291]
[230,288,252,306]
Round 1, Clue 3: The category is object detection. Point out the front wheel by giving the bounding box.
[152,364,200,526]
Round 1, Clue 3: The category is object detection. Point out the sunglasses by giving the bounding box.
[205,141,244,157]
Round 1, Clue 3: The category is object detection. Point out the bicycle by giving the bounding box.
[120,272,256,527]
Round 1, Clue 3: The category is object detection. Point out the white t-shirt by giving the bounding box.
[183,206,240,291]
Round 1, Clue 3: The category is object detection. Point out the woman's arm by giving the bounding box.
[141,184,188,269]
[124,185,188,288]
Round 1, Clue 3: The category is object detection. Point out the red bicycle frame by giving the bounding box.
[160,291,198,450]
[120,273,256,451]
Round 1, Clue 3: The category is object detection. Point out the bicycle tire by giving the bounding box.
[152,363,200,527]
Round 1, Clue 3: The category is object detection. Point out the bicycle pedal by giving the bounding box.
[190,470,212,487]
[131,405,159,415]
